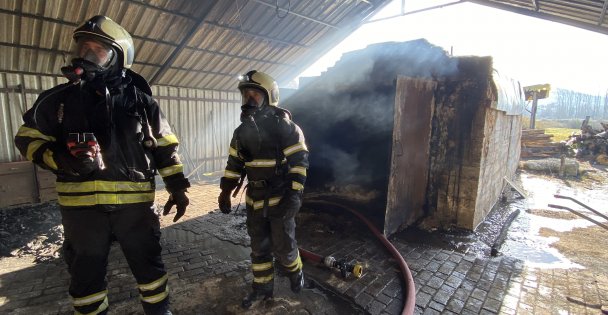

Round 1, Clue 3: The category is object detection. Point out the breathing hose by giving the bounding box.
[302,199,416,315]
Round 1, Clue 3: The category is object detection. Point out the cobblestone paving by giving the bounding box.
[1,182,606,314]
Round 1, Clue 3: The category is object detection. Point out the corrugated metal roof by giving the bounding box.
[1,0,605,92]
[0,0,391,91]
[468,0,608,35]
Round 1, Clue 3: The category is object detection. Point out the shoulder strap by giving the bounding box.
[274,107,292,120]
[126,69,152,96]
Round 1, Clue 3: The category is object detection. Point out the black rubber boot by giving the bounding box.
[142,300,171,315]
[241,289,273,309]
[289,270,304,293]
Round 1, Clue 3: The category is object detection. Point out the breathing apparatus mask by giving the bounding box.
[240,87,267,121]
[61,37,122,90]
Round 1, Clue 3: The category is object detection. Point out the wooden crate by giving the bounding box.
[0,162,57,207]
[0,161,37,207]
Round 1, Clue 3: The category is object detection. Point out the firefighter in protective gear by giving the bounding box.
[218,70,309,308]
[14,16,189,315]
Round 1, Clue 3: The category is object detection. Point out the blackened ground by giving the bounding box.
[0,202,63,262]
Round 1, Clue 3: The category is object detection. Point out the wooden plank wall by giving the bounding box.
[0,162,56,208]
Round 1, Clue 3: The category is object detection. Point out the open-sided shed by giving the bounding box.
[0,0,604,207]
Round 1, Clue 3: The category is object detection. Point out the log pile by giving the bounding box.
[521,129,562,158]
[565,118,608,165]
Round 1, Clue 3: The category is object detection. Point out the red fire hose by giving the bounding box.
[302,199,416,315]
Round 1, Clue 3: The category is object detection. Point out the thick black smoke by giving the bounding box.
[283,39,458,197]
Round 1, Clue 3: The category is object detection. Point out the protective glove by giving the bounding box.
[278,189,303,219]
[163,189,189,222]
[218,190,232,214]
[54,148,98,176]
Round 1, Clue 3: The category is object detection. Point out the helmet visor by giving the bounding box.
[74,38,115,68]
[240,87,265,106]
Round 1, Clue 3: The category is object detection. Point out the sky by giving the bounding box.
[296,0,608,96]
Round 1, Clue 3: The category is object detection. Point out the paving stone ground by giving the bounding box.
[1,180,606,314]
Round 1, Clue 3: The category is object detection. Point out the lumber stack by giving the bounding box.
[521,129,561,158]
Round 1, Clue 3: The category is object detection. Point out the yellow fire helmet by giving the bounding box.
[238,70,280,106]
[73,15,134,69]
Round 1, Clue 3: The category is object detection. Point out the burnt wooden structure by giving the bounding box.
[284,39,522,235]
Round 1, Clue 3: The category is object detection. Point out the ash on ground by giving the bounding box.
[0,202,63,262]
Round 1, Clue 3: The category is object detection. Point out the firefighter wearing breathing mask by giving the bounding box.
[14,16,189,315]
[218,70,309,308]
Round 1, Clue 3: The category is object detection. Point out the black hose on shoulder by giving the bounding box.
[303,199,416,315]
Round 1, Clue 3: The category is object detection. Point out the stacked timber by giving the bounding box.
[521,129,561,158]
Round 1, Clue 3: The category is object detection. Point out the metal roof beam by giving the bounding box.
[124,0,197,21]
[599,0,608,25]
[250,0,339,29]
[468,0,608,35]
[169,66,236,78]
[125,0,340,30]
[531,0,540,11]
[0,42,159,68]
[0,9,179,46]
[0,42,71,55]
[0,9,293,71]
[124,0,309,47]
[184,46,294,68]
[149,0,219,85]
[365,1,464,24]
[204,21,307,47]
[0,68,64,78]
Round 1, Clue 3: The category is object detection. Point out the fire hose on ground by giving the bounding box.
[300,199,416,315]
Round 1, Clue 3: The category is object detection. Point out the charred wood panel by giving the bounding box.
[385,77,436,236]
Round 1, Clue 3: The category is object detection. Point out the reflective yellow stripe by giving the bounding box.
[159,164,183,177]
[156,134,178,147]
[75,297,108,315]
[284,254,302,272]
[16,126,56,141]
[283,142,307,157]
[252,262,273,271]
[72,290,108,307]
[292,181,304,190]
[245,196,281,210]
[56,181,153,193]
[26,140,46,161]
[58,192,155,206]
[229,146,238,158]
[140,285,169,304]
[253,274,274,284]
[288,166,307,176]
[139,274,168,291]
[224,170,241,179]
[245,159,276,167]
[42,149,58,170]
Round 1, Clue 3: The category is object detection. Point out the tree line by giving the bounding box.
[535,88,608,119]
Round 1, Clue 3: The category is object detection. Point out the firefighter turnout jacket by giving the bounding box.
[14,76,189,208]
[221,105,308,208]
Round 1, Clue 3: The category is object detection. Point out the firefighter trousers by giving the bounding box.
[245,194,302,292]
[61,203,169,315]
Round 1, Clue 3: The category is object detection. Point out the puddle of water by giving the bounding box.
[498,173,607,269]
